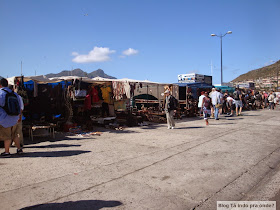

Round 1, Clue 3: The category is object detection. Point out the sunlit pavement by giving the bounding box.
[1,107,280,210]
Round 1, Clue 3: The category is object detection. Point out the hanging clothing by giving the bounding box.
[130,83,136,97]
[101,86,112,104]
[91,87,100,103]
[84,94,92,111]
[33,81,38,97]
[112,81,126,101]
[123,82,130,99]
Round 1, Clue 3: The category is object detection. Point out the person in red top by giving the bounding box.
[263,91,268,108]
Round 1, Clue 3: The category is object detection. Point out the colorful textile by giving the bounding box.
[84,94,92,111]
[91,87,100,102]
[101,86,112,104]
[112,81,126,101]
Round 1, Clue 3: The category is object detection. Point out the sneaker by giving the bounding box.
[167,127,171,129]
[1,152,11,158]
[171,127,175,129]
[17,149,24,155]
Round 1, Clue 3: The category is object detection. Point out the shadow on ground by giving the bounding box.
[176,126,204,129]
[8,150,90,158]
[23,144,81,149]
[20,200,123,210]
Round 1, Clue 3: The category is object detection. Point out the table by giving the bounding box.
[28,124,56,141]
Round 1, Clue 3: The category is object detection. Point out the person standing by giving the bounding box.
[210,88,223,120]
[254,91,262,109]
[197,91,205,118]
[209,88,215,118]
[163,89,178,129]
[268,91,275,110]
[233,87,243,116]
[9,85,24,147]
[263,91,268,108]
[202,92,212,125]
[0,78,23,157]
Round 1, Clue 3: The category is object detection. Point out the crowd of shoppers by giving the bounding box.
[198,87,279,126]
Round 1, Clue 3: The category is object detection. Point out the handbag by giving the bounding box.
[215,103,223,109]
[215,94,223,109]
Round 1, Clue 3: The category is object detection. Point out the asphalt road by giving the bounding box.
[1,107,280,210]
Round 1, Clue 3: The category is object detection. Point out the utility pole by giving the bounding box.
[211,31,232,85]
[277,68,279,91]
[21,61,23,76]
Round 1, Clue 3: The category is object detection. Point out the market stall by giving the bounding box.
[174,82,214,117]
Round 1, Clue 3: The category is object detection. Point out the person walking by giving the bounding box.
[233,87,243,116]
[0,78,23,157]
[202,92,212,125]
[197,91,205,118]
[163,89,178,129]
[210,88,223,120]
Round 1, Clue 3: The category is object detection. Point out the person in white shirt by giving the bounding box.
[210,88,223,120]
[197,91,205,117]
[226,95,235,116]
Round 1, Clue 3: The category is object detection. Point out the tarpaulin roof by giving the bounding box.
[8,75,176,86]
[7,75,63,85]
[174,82,214,88]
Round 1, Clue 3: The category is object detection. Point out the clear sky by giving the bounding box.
[0,0,279,84]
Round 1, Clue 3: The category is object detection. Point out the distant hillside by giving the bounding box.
[45,69,116,79]
[232,60,280,82]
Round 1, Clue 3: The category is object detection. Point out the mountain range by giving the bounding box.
[1,61,279,83]
[45,69,116,79]
[232,60,280,82]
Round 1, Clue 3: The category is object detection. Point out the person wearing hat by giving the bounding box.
[163,89,178,129]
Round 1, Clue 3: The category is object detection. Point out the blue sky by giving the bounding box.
[0,0,279,84]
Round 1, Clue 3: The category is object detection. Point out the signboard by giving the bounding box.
[237,82,255,89]
[178,73,212,85]
[204,75,212,85]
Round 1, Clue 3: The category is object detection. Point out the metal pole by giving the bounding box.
[277,69,279,91]
[220,36,223,85]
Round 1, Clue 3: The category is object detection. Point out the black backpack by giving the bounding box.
[1,89,20,116]
[233,91,240,100]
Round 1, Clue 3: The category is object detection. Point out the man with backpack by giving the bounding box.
[233,87,243,116]
[0,78,24,157]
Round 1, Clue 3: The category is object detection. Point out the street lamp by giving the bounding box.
[211,31,232,85]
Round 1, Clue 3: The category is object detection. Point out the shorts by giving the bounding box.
[235,100,243,108]
[0,123,22,141]
[255,101,261,107]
